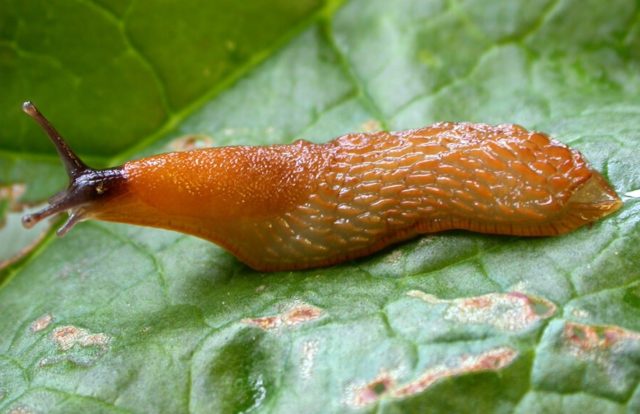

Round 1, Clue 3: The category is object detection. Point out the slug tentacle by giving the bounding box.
[22,102,88,178]
[21,102,127,234]
[21,102,622,271]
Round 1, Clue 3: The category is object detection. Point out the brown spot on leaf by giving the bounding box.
[284,305,323,325]
[242,302,324,330]
[50,325,110,351]
[39,325,111,367]
[349,347,518,406]
[352,372,396,406]
[30,313,53,332]
[0,185,22,217]
[393,347,517,398]
[407,290,556,331]
[0,184,51,270]
[244,315,279,330]
[537,321,640,397]
[0,183,26,214]
[168,134,214,151]
[462,295,493,308]
[563,322,640,359]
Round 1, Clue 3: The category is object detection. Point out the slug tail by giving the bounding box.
[560,172,623,229]
[21,101,126,235]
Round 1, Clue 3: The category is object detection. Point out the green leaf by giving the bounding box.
[1,0,639,413]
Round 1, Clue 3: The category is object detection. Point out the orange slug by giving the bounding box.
[21,102,622,271]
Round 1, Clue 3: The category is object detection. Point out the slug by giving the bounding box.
[21,102,622,271]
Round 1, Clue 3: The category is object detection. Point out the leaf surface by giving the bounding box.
[1,0,639,413]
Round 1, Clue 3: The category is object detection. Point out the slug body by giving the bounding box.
[22,103,622,271]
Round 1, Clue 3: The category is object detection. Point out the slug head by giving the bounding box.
[21,102,126,236]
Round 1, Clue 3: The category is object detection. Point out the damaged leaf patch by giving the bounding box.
[38,325,111,367]
[0,184,51,270]
[242,302,325,330]
[407,290,556,332]
[0,0,639,412]
[29,314,53,333]
[533,320,640,401]
[350,346,519,407]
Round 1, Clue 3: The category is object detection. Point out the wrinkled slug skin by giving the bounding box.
[94,123,621,271]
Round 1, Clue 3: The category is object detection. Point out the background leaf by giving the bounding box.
[1,0,639,413]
